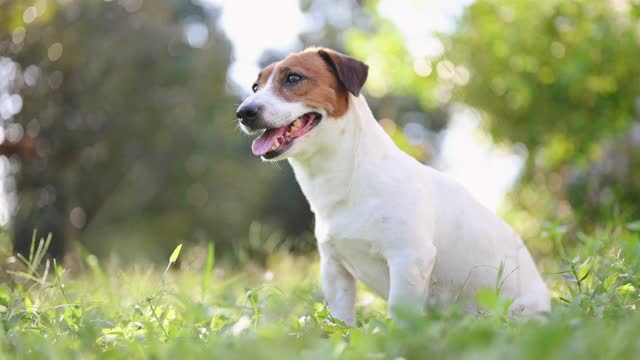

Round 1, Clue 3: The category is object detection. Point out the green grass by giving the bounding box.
[1,223,640,359]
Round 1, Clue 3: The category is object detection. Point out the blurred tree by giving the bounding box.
[566,121,640,220]
[0,0,281,261]
[442,0,640,226]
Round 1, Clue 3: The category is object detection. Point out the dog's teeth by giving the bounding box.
[293,119,302,127]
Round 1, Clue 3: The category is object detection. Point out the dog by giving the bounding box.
[236,47,550,325]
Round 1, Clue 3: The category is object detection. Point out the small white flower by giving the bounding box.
[231,316,251,335]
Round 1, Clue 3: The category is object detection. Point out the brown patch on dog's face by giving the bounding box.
[252,48,368,118]
[253,63,277,91]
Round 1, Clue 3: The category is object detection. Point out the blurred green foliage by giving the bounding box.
[0,0,311,261]
[1,220,640,358]
[448,1,640,156]
[444,0,640,227]
[0,0,639,265]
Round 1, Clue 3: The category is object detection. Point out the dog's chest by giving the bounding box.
[314,200,406,298]
[323,237,390,298]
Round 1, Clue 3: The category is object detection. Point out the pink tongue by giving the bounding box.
[251,126,286,156]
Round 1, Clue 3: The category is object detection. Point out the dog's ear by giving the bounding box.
[318,49,369,97]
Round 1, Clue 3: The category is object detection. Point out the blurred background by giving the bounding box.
[0,0,639,268]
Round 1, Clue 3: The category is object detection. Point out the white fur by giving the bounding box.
[243,91,551,325]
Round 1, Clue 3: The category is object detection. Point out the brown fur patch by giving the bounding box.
[255,63,276,89]
[253,49,351,118]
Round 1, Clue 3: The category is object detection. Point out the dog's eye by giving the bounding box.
[251,83,259,93]
[286,74,303,84]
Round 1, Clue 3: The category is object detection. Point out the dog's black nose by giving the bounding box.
[236,104,260,126]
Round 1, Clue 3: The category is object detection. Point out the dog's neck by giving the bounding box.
[288,95,398,218]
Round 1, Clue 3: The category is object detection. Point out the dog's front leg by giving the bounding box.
[320,253,356,326]
[386,245,437,321]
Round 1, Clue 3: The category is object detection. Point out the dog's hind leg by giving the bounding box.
[510,284,551,317]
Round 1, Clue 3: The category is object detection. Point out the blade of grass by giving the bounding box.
[28,230,37,263]
[53,259,70,304]
[201,242,215,301]
[163,243,183,279]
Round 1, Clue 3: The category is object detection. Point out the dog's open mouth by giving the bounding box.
[251,112,322,159]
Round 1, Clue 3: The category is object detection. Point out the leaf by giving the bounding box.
[578,267,591,283]
[25,295,33,314]
[580,257,591,267]
[604,274,617,290]
[315,307,330,319]
[476,288,499,311]
[169,244,183,264]
[616,283,637,296]
[6,270,41,283]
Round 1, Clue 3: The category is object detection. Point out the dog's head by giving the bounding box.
[236,48,369,161]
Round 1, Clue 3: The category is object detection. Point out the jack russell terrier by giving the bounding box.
[236,48,550,325]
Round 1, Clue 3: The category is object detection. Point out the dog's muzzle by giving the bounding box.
[236,103,262,130]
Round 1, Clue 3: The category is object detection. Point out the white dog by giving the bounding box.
[236,48,550,325]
